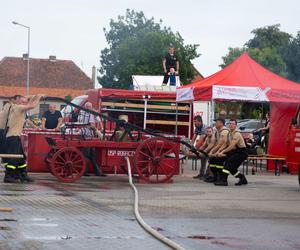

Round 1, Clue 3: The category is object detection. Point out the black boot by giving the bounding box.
[204,176,214,182]
[214,172,228,186]
[214,168,223,184]
[205,167,217,183]
[3,170,20,183]
[235,173,248,186]
[19,169,34,183]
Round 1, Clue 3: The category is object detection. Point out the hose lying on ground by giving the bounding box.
[125,157,186,250]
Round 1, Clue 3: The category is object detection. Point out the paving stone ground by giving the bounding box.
[0,161,299,250]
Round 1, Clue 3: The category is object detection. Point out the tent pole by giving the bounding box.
[175,102,178,136]
[210,100,215,126]
[143,96,148,130]
[261,103,264,125]
[188,102,192,139]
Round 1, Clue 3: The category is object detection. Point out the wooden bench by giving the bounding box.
[243,155,286,176]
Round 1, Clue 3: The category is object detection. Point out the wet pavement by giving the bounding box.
[0,162,300,250]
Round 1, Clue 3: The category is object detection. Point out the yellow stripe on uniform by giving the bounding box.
[222,169,230,174]
[209,164,216,168]
[18,164,27,169]
[234,171,240,177]
[215,165,224,169]
[6,164,16,170]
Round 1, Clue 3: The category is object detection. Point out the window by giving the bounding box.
[39,104,49,116]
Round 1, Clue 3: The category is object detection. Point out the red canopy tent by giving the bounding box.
[177,52,300,160]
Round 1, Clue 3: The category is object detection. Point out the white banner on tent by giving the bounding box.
[212,85,270,102]
[176,87,194,102]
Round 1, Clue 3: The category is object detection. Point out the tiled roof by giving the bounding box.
[0,56,93,90]
[0,86,84,99]
[192,64,204,81]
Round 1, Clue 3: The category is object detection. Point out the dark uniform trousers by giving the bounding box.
[81,147,101,175]
[5,136,27,173]
[0,129,6,154]
[0,129,8,167]
[209,156,228,180]
[222,148,248,177]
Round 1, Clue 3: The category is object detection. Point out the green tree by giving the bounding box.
[246,24,291,50]
[98,9,200,89]
[283,31,300,82]
[220,24,293,79]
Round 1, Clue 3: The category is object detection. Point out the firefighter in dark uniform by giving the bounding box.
[215,119,248,186]
[0,96,22,169]
[4,95,42,183]
[205,118,229,183]
[0,103,11,155]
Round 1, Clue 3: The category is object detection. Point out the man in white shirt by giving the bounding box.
[78,102,105,177]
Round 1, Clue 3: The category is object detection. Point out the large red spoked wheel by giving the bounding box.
[50,147,86,183]
[135,137,178,183]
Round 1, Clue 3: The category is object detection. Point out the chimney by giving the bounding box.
[22,53,28,60]
[92,65,96,87]
[49,55,56,63]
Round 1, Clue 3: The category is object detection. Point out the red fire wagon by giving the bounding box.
[22,89,193,183]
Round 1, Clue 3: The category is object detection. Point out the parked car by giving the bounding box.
[238,119,265,138]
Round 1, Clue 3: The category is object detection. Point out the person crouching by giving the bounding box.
[214,119,248,186]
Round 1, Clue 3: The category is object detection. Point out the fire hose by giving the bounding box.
[42,97,206,248]
[125,157,186,250]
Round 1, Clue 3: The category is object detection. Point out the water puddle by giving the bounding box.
[0,193,26,196]
[0,219,18,222]
[187,235,216,240]
[0,226,11,231]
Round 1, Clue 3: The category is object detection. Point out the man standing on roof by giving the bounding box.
[162,46,179,85]
[4,95,43,183]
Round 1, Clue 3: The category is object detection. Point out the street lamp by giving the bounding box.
[12,21,30,96]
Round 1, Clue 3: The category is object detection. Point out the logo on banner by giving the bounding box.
[108,150,135,157]
[176,87,194,101]
[194,111,203,117]
[213,85,269,102]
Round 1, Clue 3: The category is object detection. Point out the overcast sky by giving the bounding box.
[1,0,299,82]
